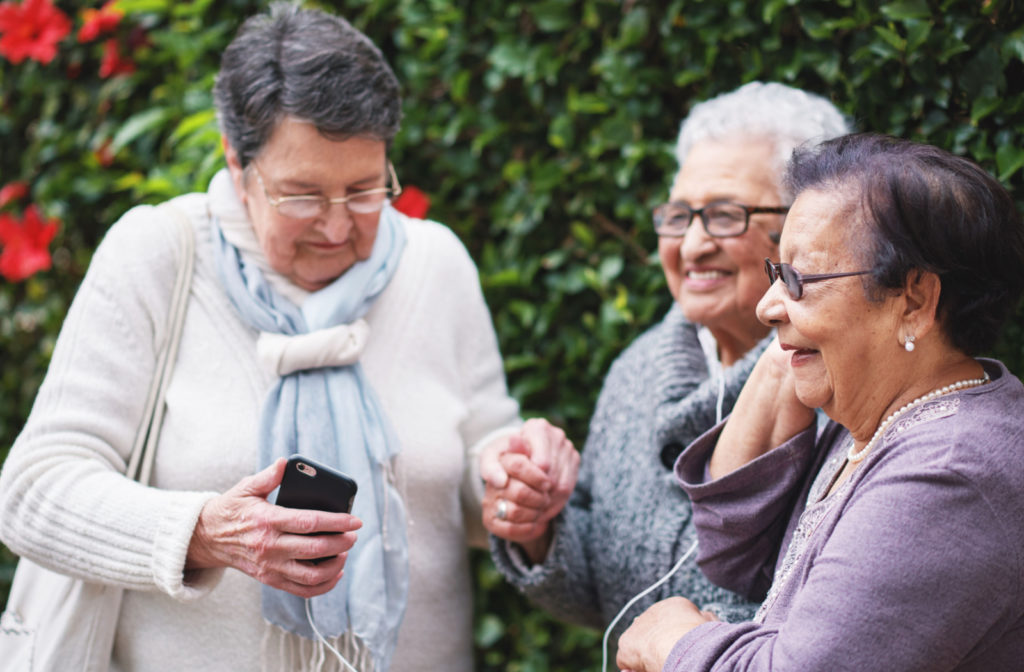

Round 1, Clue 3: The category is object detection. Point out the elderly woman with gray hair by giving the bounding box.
[617,134,1024,671]
[480,82,851,657]
[0,4,543,671]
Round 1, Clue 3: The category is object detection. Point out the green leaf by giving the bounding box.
[996,145,1024,181]
[114,0,169,13]
[530,1,574,32]
[971,97,1001,126]
[111,108,174,153]
[474,614,505,648]
[880,0,932,21]
[598,256,624,284]
[873,25,907,52]
[170,109,216,143]
[621,7,650,45]
[570,221,596,248]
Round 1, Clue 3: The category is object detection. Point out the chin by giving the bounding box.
[793,379,830,412]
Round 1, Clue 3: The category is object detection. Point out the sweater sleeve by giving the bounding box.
[488,345,633,630]
[0,203,220,600]
[675,421,819,600]
[667,430,1022,671]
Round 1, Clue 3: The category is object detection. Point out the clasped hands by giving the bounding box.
[480,418,579,563]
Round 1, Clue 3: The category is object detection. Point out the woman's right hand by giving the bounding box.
[709,337,816,479]
[186,458,362,598]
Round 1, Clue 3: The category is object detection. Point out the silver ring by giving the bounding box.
[496,498,508,521]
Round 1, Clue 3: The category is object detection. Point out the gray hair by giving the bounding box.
[674,81,852,201]
[213,2,402,167]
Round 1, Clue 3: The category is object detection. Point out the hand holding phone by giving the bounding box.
[275,455,359,564]
[276,455,358,514]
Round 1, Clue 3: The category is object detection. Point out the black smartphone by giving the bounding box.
[276,455,358,514]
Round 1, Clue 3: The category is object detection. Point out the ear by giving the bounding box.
[222,136,248,206]
[900,269,942,342]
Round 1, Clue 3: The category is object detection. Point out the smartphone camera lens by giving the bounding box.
[296,461,317,477]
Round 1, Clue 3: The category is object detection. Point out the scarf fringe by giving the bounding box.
[261,623,376,672]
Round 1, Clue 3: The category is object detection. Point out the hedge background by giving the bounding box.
[2,0,1023,669]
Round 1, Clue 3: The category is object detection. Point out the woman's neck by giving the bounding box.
[841,352,985,449]
[707,323,771,367]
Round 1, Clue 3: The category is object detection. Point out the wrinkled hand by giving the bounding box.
[616,597,718,672]
[186,458,363,598]
[709,337,816,479]
[480,418,578,562]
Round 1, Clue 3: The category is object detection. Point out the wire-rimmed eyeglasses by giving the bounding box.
[252,162,402,219]
[764,258,872,300]
[653,201,788,238]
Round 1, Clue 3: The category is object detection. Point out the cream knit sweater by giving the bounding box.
[0,172,520,671]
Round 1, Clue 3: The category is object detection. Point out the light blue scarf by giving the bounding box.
[212,204,409,670]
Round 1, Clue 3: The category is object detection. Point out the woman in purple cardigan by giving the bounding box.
[617,133,1024,672]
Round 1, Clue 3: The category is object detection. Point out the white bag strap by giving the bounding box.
[125,202,195,486]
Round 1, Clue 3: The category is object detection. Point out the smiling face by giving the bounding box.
[756,188,904,423]
[659,137,786,359]
[225,117,389,291]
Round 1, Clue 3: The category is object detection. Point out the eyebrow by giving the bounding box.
[668,195,746,206]
[273,170,385,192]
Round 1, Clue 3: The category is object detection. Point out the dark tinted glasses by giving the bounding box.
[653,201,788,238]
[764,258,871,300]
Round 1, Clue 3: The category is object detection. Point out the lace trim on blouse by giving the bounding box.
[753,396,962,624]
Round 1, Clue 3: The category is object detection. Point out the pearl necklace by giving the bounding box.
[847,371,990,464]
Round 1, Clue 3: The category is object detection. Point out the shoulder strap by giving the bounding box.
[125,202,196,485]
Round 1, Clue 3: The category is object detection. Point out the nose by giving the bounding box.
[316,204,355,242]
[756,278,788,327]
[679,214,718,261]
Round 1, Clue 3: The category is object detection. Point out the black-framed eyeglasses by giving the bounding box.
[653,201,789,238]
[764,258,872,300]
[251,162,402,219]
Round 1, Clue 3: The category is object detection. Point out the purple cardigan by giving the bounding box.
[669,359,1024,671]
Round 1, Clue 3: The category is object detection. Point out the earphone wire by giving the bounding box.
[600,326,721,670]
[600,538,699,672]
[304,598,359,672]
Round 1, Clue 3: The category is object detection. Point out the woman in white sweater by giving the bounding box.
[0,4,562,671]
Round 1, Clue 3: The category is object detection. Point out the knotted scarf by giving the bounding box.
[212,203,409,671]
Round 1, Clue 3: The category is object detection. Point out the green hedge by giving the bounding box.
[2,1,1023,669]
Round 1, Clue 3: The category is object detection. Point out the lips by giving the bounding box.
[304,240,349,252]
[683,267,733,291]
[780,341,819,366]
[686,269,729,280]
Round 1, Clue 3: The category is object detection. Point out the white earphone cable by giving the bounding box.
[305,598,359,672]
[601,538,699,672]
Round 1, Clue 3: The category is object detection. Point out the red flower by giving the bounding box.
[0,204,60,281]
[391,185,431,219]
[0,0,72,65]
[98,38,134,78]
[93,137,114,167]
[78,1,122,43]
[0,181,29,209]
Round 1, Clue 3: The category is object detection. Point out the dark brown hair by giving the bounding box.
[786,132,1024,355]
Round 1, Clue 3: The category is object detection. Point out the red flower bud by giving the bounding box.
[0,181,29,209]
[391,185,431,219]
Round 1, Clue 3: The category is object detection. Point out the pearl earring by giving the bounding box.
[904,335,916,352]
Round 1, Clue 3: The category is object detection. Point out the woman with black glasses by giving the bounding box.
[617,133,1024,672]
[479,82,851,655]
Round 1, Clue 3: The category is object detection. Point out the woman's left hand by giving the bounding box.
[479,418,578,562]
[616,597,718,672]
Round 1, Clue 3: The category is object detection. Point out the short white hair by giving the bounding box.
[674,81,853,202]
